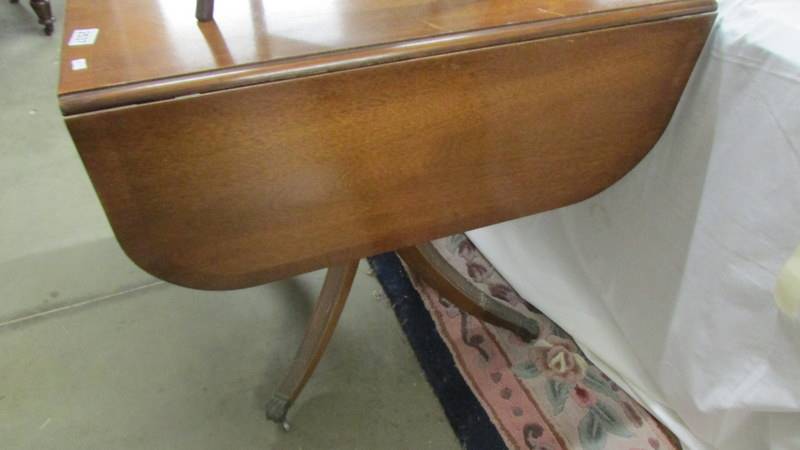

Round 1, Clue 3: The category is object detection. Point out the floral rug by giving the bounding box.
[367,235,680,450]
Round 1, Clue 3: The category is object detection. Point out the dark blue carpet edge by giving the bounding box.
[367,252,507,450]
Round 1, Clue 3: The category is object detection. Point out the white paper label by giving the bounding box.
[71,58,88,71]
[68,28,99,46]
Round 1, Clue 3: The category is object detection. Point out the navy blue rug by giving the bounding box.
[367,252,507,450]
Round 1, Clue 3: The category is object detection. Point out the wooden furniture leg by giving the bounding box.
[397,243,539,342]
[264,261,358,430]
[29,0,54,35]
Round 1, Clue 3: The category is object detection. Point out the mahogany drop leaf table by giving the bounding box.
[58,0,715,429]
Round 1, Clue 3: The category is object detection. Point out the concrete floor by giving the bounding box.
[0,3,460,449]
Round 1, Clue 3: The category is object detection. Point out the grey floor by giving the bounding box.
[0,3,460,449]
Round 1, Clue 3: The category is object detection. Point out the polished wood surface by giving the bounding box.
[58,0,714,107]
[59,0,714,115]
[65,14,714,290]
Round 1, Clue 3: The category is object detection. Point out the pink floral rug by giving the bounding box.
[369,235,680,450]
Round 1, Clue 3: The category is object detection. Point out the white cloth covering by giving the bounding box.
[467,1,800,448]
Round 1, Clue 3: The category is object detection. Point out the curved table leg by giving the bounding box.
[265,261,359,430]
[397,243,538,342]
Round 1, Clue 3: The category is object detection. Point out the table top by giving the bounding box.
[58,0,715,114]
[59,0,715,289]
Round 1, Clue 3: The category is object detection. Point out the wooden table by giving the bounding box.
[58,0,715,429]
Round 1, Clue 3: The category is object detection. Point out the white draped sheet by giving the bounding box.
[466,1,800,448]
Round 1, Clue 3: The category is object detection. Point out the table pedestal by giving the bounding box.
[264,242,538,428]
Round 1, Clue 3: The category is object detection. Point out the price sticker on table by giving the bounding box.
[68,28,99,46]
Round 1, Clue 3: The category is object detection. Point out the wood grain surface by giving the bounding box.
[58,0,715,114]
[65,14,714,289]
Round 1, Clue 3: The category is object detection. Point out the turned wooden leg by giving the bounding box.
[265,261,359,430]
[398,243,539,342]
[29,0,54,35]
